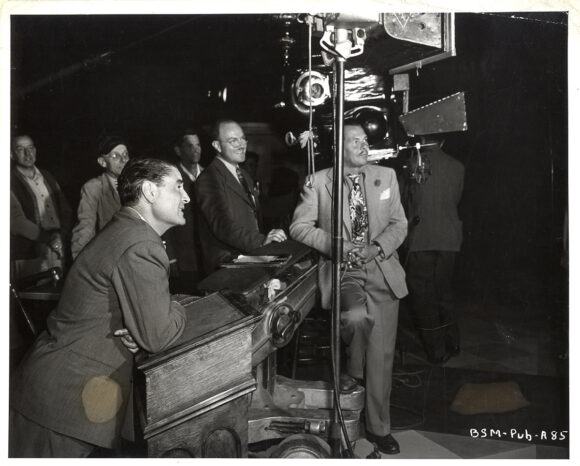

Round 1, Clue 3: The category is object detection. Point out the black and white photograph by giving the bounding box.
[2,0,574,460]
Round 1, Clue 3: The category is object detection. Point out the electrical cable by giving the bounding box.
[390,367,425,428]
[390,364,435,431]
[327,352,355,458]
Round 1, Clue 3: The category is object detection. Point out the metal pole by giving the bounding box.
[330,28,348,459]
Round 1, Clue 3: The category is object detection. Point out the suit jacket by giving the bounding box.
[405,147,464,252]
[162,164,202,273]
[290,165,408,309]
[71,173,122,259]
[195,157,264,273]
[10,208,186,449]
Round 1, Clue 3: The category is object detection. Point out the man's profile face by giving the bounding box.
[11,136,37,169]
[99,144,130,178]
[151,166,190,229]
[177,134,201,165]
[343,125,369,171]
[215,122,247,165]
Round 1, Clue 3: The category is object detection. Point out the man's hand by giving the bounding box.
[48,232,63,258]
[342,241,358,262]
[348,244,380,267]
[114,329,140,354]
[263,229,287,245]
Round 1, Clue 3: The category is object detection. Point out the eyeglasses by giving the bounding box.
[106,150,129,161]
[222,136,248,148]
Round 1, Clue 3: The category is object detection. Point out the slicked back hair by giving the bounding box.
[117,158,176,206]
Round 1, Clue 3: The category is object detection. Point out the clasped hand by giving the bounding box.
[344,242,379,268]
[114,329,139,354]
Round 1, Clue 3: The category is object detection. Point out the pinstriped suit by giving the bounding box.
[10,208,186,455]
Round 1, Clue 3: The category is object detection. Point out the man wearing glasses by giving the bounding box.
[195,119,286,273]
[71,136,130,259]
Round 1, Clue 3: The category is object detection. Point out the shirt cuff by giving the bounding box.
[373,241,386,260]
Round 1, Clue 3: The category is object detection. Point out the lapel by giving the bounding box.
[324,169,352,241]
[362,166,379,238]
[213,158,254,208]
[102,173,120,203]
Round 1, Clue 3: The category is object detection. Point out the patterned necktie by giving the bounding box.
[236,166,256,208]
[347,174,369,244]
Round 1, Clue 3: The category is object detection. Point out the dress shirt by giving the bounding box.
[17,166,60,231]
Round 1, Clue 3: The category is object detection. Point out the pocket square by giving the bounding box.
[380,188,391,200]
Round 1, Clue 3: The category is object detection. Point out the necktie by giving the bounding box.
[236,166,256,208]
[347,174,369,244]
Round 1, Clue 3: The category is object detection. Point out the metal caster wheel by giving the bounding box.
[269,434,331,458]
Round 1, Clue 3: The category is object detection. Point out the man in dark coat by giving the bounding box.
[9,158,189,457]
[10,134,72,279]
[403,135,465,364]
[195,119,286,273]
[162,129,204,294]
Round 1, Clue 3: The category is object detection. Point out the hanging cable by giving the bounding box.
[327,356,355,458]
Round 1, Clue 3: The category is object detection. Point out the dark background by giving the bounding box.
[10,12,568,304]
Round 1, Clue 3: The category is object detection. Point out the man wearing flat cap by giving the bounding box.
[71,135,130,259]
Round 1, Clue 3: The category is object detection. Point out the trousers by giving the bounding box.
[9,408,96,458]
[406,251,459,359]
[339,259,399,436]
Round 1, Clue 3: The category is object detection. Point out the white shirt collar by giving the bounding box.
[16,165,40,180]
[216,156,241,183]
[179,162,200,181]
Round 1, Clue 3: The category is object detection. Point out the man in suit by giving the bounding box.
[163,129,204,293]
[71,136,130,259]
[195,119,286,273]
[290,123,408,455]
[402,134,464,364]
[10,133,72,280]
[9,158,189,457]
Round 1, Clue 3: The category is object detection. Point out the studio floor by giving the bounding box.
[290,273,570,460]
[11,263,570,460]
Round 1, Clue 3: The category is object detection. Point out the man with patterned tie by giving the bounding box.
[195,119,286,273]
[290,123,408,455]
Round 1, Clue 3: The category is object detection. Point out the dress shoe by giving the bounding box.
[366,433,400,455]
[339,374,362,394]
